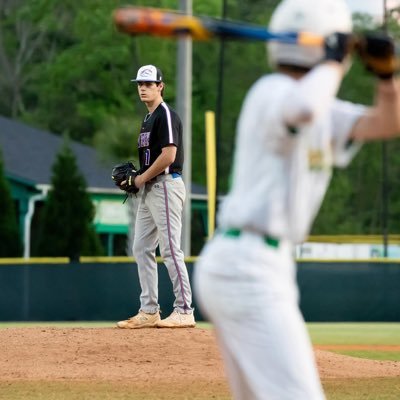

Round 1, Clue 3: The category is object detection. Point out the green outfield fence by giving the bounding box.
[0,258,399,322]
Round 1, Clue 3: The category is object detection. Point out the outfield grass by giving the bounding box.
[307,323,400,346]
[336,350,400,361]
[307,323,400,360]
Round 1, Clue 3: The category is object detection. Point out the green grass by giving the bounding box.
[323,377,400,400]
[1,379,399,400]
[307,323,400,360]
[332,350,400,361]
[307,323,400,346]
[0,381,230,400]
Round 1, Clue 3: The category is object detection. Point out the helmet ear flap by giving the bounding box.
[267,0,353,69]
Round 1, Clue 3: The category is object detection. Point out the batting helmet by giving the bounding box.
[267,0,352,69]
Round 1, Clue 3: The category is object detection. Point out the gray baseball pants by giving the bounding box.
[133,174,193,314]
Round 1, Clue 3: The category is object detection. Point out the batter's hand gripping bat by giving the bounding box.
[113,6,324,46]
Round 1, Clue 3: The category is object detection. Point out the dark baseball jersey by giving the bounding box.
[137,102,184,175]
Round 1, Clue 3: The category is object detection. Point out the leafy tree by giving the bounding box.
[21,0,181,144]
[0,0,69,118]
[3,0,400,239]
[93,115,140,163]
[0,150,22,256]
[33,138,104,259]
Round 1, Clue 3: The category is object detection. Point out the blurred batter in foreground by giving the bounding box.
[194,0,400,398]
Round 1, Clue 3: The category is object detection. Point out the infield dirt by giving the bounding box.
[0,327,399,397]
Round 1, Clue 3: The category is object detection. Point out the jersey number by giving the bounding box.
[144,149,150,166]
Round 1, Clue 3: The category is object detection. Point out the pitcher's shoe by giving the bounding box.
[157,310,196,328]
[116,311,160,329]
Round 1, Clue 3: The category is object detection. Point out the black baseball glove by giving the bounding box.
[111,161,140,200]
[356,33,398,79]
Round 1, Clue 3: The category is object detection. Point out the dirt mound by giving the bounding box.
[0,327,398,383]
[315,349,400,379]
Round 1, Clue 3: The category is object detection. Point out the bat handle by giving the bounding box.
[297,32,324,47]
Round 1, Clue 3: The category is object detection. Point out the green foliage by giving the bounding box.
[352,12,377,32]
[33,139,104,258]
[314,53,400,235]
[0,151,22,257]
[23,0,136,143]
[93,115,140,163]
[2,0,400,236]
[194,1,276,190]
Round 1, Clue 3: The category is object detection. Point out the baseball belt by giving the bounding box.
[222,228,280,249]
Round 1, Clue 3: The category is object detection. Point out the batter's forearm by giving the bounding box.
[351,78,400,141]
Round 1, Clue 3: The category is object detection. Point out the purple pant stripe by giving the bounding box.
[162,181,189,311]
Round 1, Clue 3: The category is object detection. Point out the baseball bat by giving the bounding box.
[113,7,324,46]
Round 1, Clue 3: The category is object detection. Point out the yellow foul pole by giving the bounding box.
[205,111,216,239]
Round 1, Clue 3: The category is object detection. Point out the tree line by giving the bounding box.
[1,0,400,257]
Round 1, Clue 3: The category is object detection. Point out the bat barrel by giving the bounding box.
[113,7,212,40]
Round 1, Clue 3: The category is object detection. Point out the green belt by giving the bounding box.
[223,228,280,248]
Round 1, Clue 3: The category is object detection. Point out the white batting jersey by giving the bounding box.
[218,69,366,243]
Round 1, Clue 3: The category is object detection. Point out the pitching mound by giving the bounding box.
[0,327,398,391]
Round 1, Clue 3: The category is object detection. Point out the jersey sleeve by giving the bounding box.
[237,75,294,151]
[157,104,181,148]
[330,99,367,168]
[281,64,343,129]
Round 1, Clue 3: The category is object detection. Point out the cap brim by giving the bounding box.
[131,79,161,83]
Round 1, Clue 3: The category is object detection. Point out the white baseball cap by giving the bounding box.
[131,65,163,83]
[268,0,352,68]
